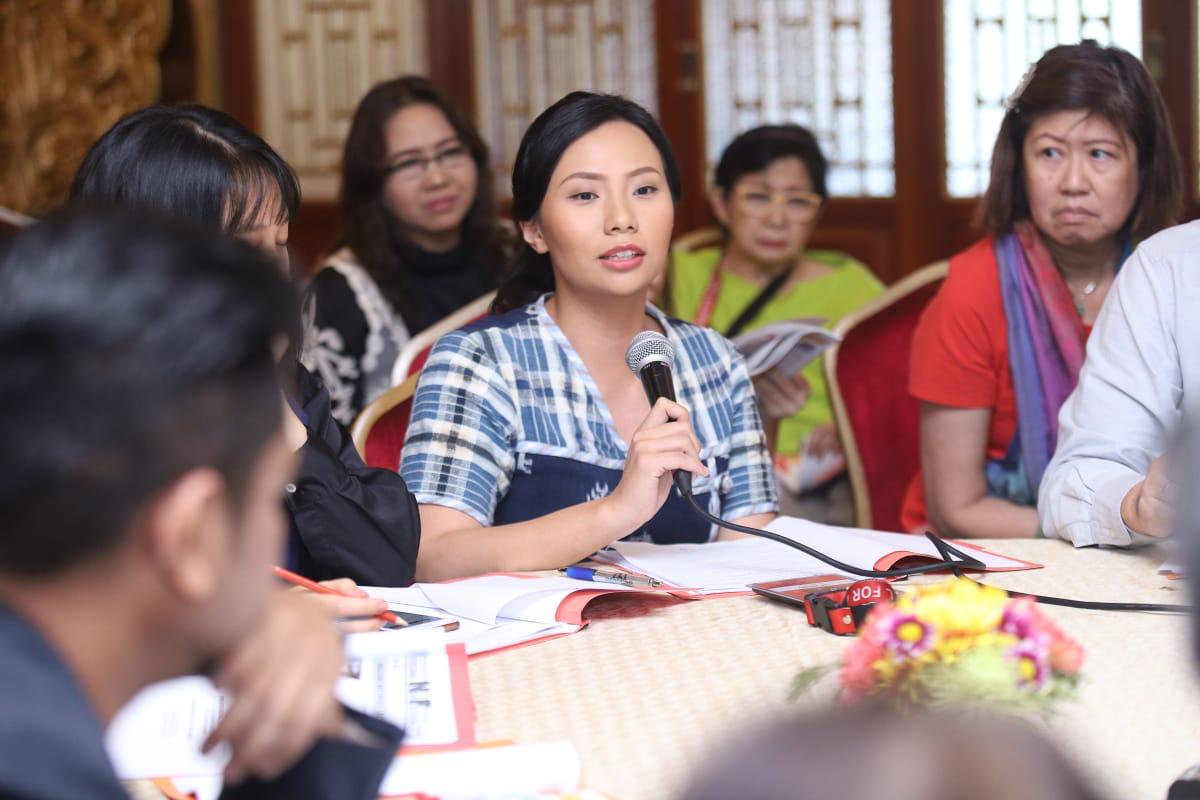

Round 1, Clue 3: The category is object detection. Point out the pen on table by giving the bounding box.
[272,565,407,627]
[560,566,662,588]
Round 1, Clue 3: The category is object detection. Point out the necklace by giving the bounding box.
[1072,280,1099,318]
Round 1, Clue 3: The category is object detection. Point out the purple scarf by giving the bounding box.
[989,223,1089,503]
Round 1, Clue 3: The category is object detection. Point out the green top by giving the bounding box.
[668,246,884,456]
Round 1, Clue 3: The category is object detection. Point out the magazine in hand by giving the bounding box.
[733,317,840,377]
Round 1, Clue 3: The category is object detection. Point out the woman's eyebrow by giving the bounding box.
[558,165,662,186]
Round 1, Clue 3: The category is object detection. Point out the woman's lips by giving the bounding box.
[426,196,457,214]
[757,238,788,250]
[1054,207,1097,224]
[599,246,646,271]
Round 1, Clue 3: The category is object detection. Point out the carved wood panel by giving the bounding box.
[0,0,171,214]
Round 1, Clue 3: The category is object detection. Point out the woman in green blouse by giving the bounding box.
[667,125,882,512]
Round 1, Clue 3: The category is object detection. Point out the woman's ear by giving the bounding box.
[708,187,731,228]
[519,218,549,254]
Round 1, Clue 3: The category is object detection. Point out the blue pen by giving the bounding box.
[561,566,662,588]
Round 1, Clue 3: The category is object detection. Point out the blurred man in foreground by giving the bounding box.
[0,209,402,798]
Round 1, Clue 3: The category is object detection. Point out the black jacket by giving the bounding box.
[287,365,420,586]
[0,603,404,799]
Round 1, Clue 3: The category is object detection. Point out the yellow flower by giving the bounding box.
[897,579,1007,636]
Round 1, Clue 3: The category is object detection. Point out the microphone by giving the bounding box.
[625,331,692,496]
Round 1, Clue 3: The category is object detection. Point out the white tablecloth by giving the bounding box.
[467,540,1200,799]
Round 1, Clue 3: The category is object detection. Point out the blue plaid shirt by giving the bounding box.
[400,295,777,543]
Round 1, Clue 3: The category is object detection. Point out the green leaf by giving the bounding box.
[790,664,837,700]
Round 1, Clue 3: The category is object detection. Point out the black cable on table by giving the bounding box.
[684,490,1188,614]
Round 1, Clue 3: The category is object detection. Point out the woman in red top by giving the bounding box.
[903,42,1182,538]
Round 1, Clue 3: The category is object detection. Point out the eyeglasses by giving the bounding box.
[383,144,472,182]
[734,188,824,222]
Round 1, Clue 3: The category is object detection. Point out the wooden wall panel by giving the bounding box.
[0,0,171,215]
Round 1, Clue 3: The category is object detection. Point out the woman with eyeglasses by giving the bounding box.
[302,76,511,426]
[666,125,883,519]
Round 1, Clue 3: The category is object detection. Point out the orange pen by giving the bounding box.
[273,565,407,627]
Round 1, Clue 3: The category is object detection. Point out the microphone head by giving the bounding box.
[625,331,674,375]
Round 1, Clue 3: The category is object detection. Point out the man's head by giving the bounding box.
[0,207,299,663]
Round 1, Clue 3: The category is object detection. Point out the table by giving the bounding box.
[466,540,1200,800]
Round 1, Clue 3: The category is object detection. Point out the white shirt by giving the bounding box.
[1039,219,1200,547]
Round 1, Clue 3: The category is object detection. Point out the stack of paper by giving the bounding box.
[106,628,473,783]
[163,742,599,800]
[594,516,1038,595]
[364,574,644,656]
[379,741,585,798]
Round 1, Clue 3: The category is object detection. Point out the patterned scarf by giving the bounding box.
[986,222,1092,504]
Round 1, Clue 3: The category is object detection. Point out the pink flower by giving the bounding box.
[1000,598,1037,638]
[1049,638,1084,675]
[883,613,934,658]
[1009,639,1048,688]
[840,639,885,696]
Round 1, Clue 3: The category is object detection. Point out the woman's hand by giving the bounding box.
[806,422,843,459]
[298,578,390,633]
[205,591,345,784]
[753,367,811,421]
[603,397,709,532]
[1120,454,1175,537]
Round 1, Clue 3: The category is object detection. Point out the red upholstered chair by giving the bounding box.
[391,290,496,384]
[354,291,495,470]
[822,260,948,532]
[350,374,419,469]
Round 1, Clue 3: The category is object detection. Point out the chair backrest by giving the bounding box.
[350,374,420,468]
[391,289,497,385]
[672,226,723,254]
[823,260,949,532]
[0,207,34,236]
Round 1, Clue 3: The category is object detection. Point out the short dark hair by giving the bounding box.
[69,104,300,236]
[0,208,297,575]
[979,41,1182,241]
[713,124,829,199]
[339,76,508,320]
[679,704,1105,800]
[492,92,682,313]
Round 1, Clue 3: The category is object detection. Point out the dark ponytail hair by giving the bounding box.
[70,104,299,236]
[492,92,682,313]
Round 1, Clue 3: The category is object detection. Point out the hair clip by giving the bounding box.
[1004,62,1037,113]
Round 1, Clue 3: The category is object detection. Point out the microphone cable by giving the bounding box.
[681,490,1188,613]
[681,490,986,579]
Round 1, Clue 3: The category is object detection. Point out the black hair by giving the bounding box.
[71,103,306,371]
[713,124,829,199]
[679,704,1105,800]
[70,104,300,236]
[0,208,297,576]
[492,92,682,313]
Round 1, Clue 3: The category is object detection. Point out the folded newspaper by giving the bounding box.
[733,317,840,377]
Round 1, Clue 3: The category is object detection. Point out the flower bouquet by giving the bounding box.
[793,578,1084,716]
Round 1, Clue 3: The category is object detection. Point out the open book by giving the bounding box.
[734,317,840,377]
[593,516,1040,595]
[364,574,665,656]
